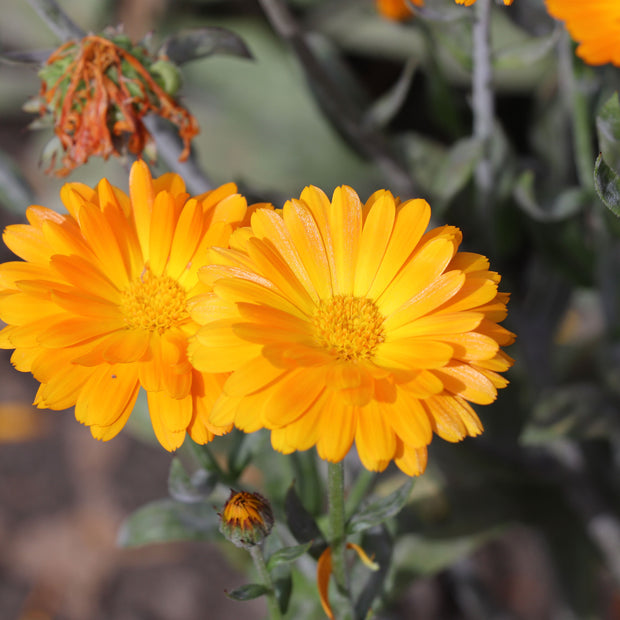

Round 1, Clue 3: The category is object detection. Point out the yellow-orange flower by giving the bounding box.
[0,161,253,450]
[545,0,620,66]
[376,0,422,21]
[188,186,514,476]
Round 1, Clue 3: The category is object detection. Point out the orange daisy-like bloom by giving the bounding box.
[0,161,253,450]
[188,186,514,476]
[545,0,620,66]
[375,0,423,21]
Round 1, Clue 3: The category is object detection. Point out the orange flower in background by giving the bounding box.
[33,34,199,176]
[0,161,252,450]
[376,0,423,21]
[545,0,620,66]
[455,0,513,5]
[188,186,514,476]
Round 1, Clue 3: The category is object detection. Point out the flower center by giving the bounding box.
[120,267,188,333]
[312,295,386,361]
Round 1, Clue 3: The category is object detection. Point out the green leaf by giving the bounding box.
[347,478,414,535]
[284,485,326,559]
[160,27,253,65]
[363,59,416,130]
[225,583,270,601]
[595,153,620,215]
[290,450,323,516]
[168,457,216,503]
[521,383,620,444]
[430,137,482,207]
[273,573,293,614]
[514,170,586,222]
[493,29,558,70]
[266,541,313,570]
[117,499,219,547]
[596,93,620,173]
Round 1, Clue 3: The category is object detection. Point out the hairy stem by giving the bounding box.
[249,544,283,620]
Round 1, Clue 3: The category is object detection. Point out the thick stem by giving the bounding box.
[249,544,283,620]
[472,0,494,214]
[327,461,348,591]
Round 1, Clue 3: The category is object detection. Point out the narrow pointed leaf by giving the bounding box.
[117,499,219,547]
[160,27,253,65]
[267,541,313,570]
[347,478,414,535]
[284,485,326,559]
[226,583,270,601]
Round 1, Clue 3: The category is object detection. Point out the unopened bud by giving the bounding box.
[219,490,274,549]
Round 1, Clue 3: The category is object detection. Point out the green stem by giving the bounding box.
[558,30,595,192]
[472,0,495,216]
[249,544,282,620]
[327,461,348,591]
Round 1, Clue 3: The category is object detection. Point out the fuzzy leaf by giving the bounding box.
[494,30,558,70]
[596,93,620,173]
[168,457,216,503]
[160,27,253,65]
[363,59,416,130]
[284,485,326,559]
[273,572,293,614]
[595,154,620,216]
[514,170,585,221]
[431,137,482,206]
[267,541,313,570]
[226,583,270,601]
[347,478,414,535]
[117,499,218,547]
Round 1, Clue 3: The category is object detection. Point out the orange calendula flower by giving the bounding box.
[376,0,423,21]
[188,186,514,476]
[545,0,620,66]
[219,490,274,548]
[0,160,253,451]
[32,33,199,176]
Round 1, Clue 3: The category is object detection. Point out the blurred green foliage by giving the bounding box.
[4,0,620,618]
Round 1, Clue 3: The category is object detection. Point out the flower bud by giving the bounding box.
[219,490,274,549]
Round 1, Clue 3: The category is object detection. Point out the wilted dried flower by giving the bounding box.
[29,32,199,176]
